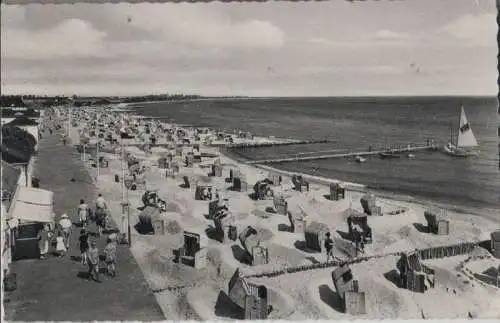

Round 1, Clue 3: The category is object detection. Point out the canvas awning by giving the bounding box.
[9,186,54,223]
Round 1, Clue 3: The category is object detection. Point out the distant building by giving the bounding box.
[491,231,500,259]
[1,107,41,126]
[1,161,21,276]
[2,160,54,270]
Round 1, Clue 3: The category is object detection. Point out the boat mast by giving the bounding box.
[449,121,453,146]
[456,105,462,148]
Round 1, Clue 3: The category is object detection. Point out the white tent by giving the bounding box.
[9,186,54,224]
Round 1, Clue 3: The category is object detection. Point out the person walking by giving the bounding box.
[87,241,100,282]
[37,224,53,259]
[95,193,108,212]
[95,194,108,236]
[78,199,89,229]
[104,238,117,277]
[324,232,335,263]
[55,231,67,257]
[79,229,89,265]
[352,227,361,257]
[59,213,72,249]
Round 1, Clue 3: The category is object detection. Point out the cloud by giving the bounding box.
[1,5,26,28]
[308,29,411,49]
[440,13,497,46]
[117,4,285,50]
[2,18,107,59]
[374,29,409,40]
[308,37,334,46]
[0,1,497,97]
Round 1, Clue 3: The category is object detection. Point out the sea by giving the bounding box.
[131,96,500,220]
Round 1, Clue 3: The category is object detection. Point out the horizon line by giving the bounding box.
[1,93,497,99]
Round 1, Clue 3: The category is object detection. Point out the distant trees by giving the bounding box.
[0,95,26,107]
[1,93,203,106]
[1,125,37,163]
[122,93,202,103]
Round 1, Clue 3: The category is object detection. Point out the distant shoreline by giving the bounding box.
[126,95,496,105]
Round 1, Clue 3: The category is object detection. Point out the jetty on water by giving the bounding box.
[245,142,439,164]
[211,138,335,149]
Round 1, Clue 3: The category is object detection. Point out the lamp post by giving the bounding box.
[120,133,131,246]
[95,113,100,181]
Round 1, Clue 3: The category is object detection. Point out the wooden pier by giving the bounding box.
[245,143,439,164]
[213,138,335,149]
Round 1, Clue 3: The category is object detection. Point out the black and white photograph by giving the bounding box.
[1,0,499,321]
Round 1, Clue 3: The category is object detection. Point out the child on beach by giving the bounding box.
[87,241,100,282]
[78,199,88,229]
[79,229,89,265]
[55,231,67,257]
[104,238,117,277]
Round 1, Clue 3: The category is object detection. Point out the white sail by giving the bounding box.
[456,106,478,148]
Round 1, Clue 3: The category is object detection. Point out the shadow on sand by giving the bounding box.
[134,223,154,235]
[294,240,316,254]
[318,285,344,313]
[231,245,251,265]
[383,269,401,288]
[214,291,244,319]
[205,226,222,243]
[412,223,428,233]
[336,230,351,241]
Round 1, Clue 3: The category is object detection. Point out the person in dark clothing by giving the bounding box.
[353,228,361,256]
[324,232,335,263]
[79,229,89,265]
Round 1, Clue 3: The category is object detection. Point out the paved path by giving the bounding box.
[3,129,165,321]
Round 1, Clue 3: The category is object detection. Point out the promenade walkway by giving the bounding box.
[3,130,165,321]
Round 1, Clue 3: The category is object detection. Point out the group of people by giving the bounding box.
[37,193,118,282]
[324,231,365,263]
[37,214,73,259]
[78,194,111,236]
[77,194,117,282]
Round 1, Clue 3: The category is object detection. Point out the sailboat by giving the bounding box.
[443,106,479,157]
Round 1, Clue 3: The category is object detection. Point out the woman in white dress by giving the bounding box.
[37,224,52,259]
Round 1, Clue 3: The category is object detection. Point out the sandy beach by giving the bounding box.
[56,104,500,320]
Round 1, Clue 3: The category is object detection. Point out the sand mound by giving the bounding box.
[265,243,310,269]
[256,227,275,242]
[142,249,206,288]
[186,282,296,320]
[166,220,182,234]
[360,278,416,318]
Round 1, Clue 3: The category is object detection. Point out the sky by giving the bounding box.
[1,0,498,97]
